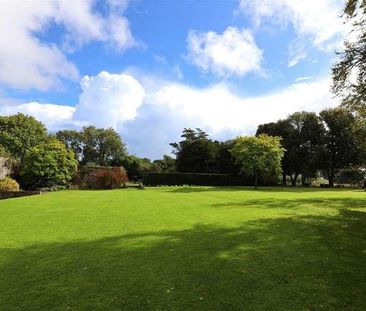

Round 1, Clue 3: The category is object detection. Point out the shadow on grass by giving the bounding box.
[211,197,366,210]
[166,186,359,194]
[1,209,366,310]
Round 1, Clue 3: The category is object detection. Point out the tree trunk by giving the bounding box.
[329,169,335,187]
[290,173,298,186]
[254,170,258,190]
[282,172,287,186]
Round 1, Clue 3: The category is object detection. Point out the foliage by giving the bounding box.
[20,139,78,189]
[0,113,48,160]
[143,172,253,186]
[56,126,127,166]
[319,108,362,186]
[76,166,128,189]
[56,130,83,161]
[332,0,366,164]
[257,112,325,186]
[332,0,366,110]
[120,155,152,181]
[152,155,176,173]
[170,128,220,173]
[231,134,285,188]
[0,177,20,192]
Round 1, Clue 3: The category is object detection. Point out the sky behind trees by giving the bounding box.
[0,0,346,158]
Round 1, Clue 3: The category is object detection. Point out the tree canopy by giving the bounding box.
[0,113,48,160]
[231,134,285,189]
[56,126,127,167]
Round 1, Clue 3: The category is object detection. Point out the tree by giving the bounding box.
[332,0,366,162]
[170,128,220,173]
[152,155,176,173]
[286,112,325,186]
[82,126,127,166]
[319,108,361,186]
[332,0,366,112]
[56,126,127,166]
[257,119,294,184]
[20,139,78,189]
[231,135,285,189]
[0,113,48,160]
[56,130,83,162]
[217,140,241,175]
[257,113,325,186]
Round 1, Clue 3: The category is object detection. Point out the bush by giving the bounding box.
[76,166,128,189]
[142,172,256,187]
[20,139,78,189]
[0,177,20,192]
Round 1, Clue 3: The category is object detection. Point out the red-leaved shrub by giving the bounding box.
[76,166,128,189]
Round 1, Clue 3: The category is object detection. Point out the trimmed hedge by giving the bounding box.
[142,172,254,186]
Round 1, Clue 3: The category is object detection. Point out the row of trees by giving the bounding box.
[0,113,176,188]
[1,106,364,188]
[257,108,363,186]
[167,107,365,187]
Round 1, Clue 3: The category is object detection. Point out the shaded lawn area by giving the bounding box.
[0,187,365,310]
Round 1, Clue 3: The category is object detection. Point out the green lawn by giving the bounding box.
[0,187,365,310]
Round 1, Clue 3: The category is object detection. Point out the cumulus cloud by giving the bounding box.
[74,71,145,129]
[239,0,344,65]
[0,71,338,159]
[0,0,136,90]
[0,102,75,131]
[186,27,263,77]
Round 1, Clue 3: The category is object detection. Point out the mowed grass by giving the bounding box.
[0,187,366,311]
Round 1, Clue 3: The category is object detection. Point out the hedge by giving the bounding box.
[142,172,254,187]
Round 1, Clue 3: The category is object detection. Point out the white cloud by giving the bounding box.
[187,27,263,77]
[0,72,338,159]
[0,0,136,90]
[0,102,75,131]
[239,0,344,64]
[73,71,145,129]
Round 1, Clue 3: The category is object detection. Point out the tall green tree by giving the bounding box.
[319,108,361,186]
[257,113,325,186]
[170,128,220,173]
[231,134,285,189]
[332,0,366,161]
[257,119,293,184]
[332,0,366,112]
[56,126,127,166]
[287,112,326,185]
[82,126,127,166]
[56,130,83,162]
[0,113,48,160]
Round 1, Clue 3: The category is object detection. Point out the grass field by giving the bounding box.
[0,187,365,310]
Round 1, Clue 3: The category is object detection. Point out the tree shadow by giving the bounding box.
[166,186,358,194]
[1,210,365,310]
[210,197,366,211]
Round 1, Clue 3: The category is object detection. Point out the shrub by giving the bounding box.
[76,166,128,189]
[0,177,20,192]
[20,139,78,189]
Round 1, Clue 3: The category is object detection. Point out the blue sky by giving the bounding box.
[0,0,345,159]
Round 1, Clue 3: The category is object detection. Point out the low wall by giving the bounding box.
[0,191,41,200]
